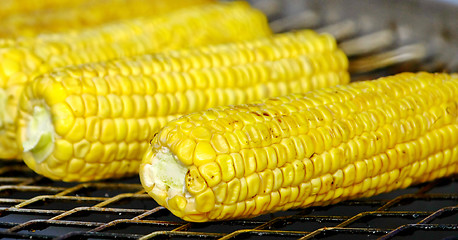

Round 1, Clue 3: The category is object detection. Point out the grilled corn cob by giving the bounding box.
[140,72,458,222]
[0,1,271,160]
[0,0,214,38]
[17,29,349,181]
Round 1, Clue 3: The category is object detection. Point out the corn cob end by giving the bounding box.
[140,146,198,220]
[22,105,55,165]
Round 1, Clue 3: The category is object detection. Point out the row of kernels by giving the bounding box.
[306,50,348,73]
[55,114,159,144]
[38,144,140,181]
[72,139,148,163]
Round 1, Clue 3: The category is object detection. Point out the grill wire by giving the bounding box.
[1,0,458,239]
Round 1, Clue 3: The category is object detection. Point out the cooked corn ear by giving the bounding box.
[1,1,270,160]
[17,29,349,181]
[0,0,214,38]
[140,72,458,222]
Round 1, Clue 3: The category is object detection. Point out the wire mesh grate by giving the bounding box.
[0,161,456,239]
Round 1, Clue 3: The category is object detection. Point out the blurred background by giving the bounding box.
[249,0,458,81]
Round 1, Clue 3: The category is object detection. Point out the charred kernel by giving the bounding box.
[245,173,261,199]
[199,162,221,188]
[186,166,208,195]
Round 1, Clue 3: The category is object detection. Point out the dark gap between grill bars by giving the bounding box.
[102,195,159,210]
[263,216,346,232]
[298,227,389,240]
[0,209,59,224]
[343,212,431,229]
[59,208,146,223]
[98,220,183,235]
[19,197,105,211]
[380,224,458,240]
[61,184,143,198]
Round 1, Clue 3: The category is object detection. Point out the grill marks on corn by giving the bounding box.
[18,29,349,182]
[143,72,458,222]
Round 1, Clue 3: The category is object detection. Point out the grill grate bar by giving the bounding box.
[378,224,458,240]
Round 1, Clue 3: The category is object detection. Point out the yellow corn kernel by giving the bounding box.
[210,134,230,154]
[216,154,236,183]
[258,169,274,195]
[194,188,215,213]
[185,166,208,195]
[193,142,217,166]
[198,162,221,188]
[51,102,75,136]
[224,178,241,204]
[212,182,227,203]
[231,153,245,179]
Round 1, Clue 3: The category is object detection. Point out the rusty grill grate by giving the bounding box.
[0,161,456,239]
[1,0,458,239]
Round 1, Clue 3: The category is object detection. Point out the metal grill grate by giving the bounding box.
[0,162,456,239]
[1,0,458,239]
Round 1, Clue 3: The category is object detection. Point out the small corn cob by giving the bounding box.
[140,72,458,222]
[0,0,214,38]
[0,1,271,160]
[16,29,349,181]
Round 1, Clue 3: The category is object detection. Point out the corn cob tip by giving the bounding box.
[22,105,55,164]
[141,146,197,220]
[141,147,188,195]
